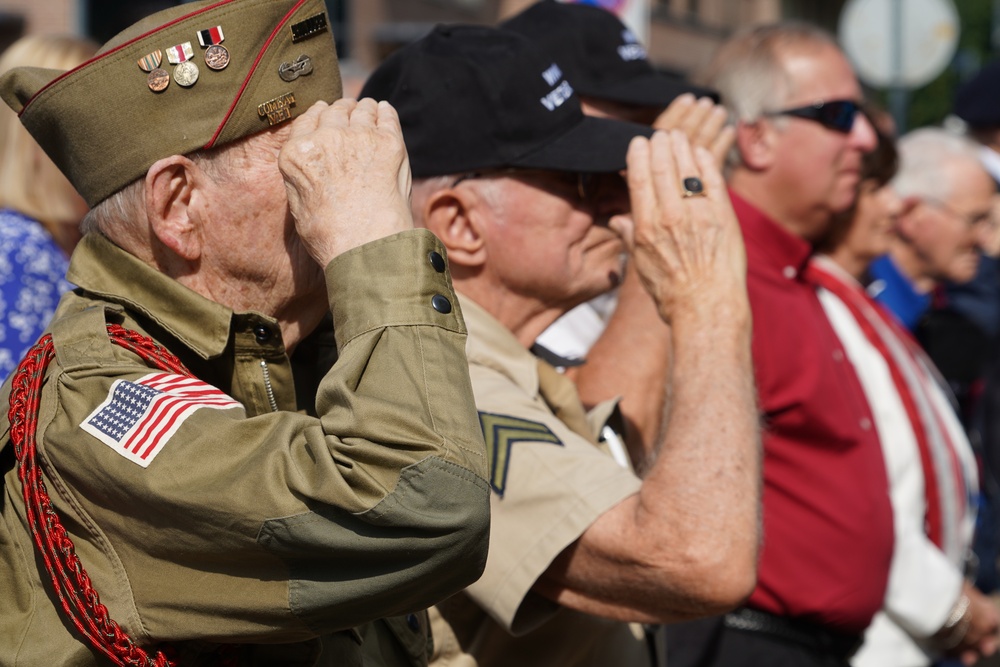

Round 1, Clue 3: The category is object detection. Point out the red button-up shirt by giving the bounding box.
[734,192,893,634]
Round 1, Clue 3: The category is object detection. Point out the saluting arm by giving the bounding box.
[534,131,761,623]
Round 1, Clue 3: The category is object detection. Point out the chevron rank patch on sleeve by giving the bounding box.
[479,412,563,496]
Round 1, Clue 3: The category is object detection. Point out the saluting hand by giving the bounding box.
[652,94,735,170]
[279,98,414,267]
[618,129,747,329]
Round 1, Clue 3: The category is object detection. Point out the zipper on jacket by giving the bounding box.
[260,360,279,412]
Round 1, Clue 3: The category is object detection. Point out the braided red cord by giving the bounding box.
[7,323,195,667]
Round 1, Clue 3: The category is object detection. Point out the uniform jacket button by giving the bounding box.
[428,251,446,273]
[254,325,272,343]
[431,295,452,314]
[406,613,421,632]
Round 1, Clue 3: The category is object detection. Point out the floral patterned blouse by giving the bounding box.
[0,208,72,382]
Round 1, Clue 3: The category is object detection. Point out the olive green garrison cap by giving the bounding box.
[0,0,342,207]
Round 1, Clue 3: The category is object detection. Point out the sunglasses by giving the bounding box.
[764,99,861,133]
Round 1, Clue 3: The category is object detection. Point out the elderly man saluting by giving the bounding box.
[0,0,491,665]
[361,24,761,667]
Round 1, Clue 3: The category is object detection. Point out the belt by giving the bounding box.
[723,607,863,663]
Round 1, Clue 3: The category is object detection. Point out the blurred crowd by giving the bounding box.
[3,1,1000,666]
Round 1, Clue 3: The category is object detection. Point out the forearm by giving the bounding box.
[539,302,760,622]
[634,302,761,610]
[536,132,761,622]
[573,266,671,468]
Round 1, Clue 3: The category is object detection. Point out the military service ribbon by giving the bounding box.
[166,41,195,64]
[197,25,225,47]
[137,50,162,72]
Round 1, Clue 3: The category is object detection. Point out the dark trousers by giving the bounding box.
[664,615,853,667]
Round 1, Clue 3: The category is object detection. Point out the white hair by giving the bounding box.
[79,177,144,238]
[411,173,507,226]
[80,139,248,241]
[698,22,840,168]
[891,127,984,203]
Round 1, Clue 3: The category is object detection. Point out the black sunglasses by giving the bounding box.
[764,100,861,133]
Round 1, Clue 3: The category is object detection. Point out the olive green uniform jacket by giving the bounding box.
[0,231,490,666]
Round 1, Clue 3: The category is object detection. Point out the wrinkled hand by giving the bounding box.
[279,98,414,267]
[946,584,1000,665]
[653,94,735,169]
[617,130,747,327]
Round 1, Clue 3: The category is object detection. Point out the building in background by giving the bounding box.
[0,0,848,83]
[343,0,851,81]
[4,0,993,128]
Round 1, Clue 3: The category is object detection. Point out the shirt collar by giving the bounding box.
[459,293,540,400]
[812,254,862,288]
[66,233,236,359]
[979,145,1000,186]
[730,189,814,280]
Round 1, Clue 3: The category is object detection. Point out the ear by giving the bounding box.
[145,155,203,263]
[894,196,924,241]
[898,194,921,219]
[422,187,487,269]
[734,119,775,171]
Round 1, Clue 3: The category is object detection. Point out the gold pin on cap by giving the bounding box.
[258,92,296,126]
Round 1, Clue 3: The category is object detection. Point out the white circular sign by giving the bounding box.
[839,0,960,88]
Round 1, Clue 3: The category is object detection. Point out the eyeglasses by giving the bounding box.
[923,197,993,229]
[764,99,861,133]
[451,168,623,207]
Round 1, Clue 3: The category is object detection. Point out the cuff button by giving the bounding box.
[431,294,452,314]
[428,251,446,273]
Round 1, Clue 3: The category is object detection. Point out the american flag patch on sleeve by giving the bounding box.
[80,373,244,468]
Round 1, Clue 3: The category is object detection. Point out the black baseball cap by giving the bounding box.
[359,23,653,178]
[954,60,1000,128]
[501,0,717,109]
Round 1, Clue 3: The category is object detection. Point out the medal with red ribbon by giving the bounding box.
[197,25,230,71]
[166,42,199,87]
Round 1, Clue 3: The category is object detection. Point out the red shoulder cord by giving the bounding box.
[7,324,192,667]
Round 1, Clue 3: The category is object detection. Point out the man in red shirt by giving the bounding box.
[664,22,891,667]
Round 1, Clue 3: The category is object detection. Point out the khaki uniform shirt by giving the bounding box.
[0,231,490,666]
[430,297,650,667]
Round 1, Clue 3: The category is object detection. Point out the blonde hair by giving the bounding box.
[0,34,98,250]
